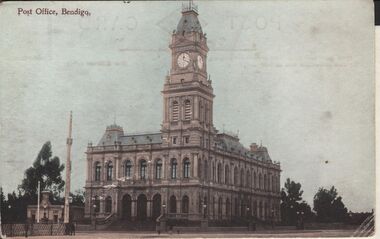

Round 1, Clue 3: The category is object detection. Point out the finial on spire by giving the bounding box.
[182,0,198,13]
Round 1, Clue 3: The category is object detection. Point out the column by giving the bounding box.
[193,154,198,178]
[132,200,137,221]
[100,198,105,217]
[115,157,119,180]
[162,155,166,180]
[194,96,199,120]
[134,157,138,180]
[86,157,91,181]
[114,190,119,216]
[147,200,152,218]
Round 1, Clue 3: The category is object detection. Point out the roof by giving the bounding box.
[119,133,162,145]
[97,124,162,146]
[215,133,272,163]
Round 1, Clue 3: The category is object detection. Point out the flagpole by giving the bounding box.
[64,111,73,224]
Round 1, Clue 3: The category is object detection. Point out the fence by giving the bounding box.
[1,223,69,237]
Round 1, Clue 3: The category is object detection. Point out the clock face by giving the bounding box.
[177,53,190,68]
[197,55,203,69]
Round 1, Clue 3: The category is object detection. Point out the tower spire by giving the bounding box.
[64,111,73,224]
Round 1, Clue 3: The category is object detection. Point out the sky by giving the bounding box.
[0,0,375,212]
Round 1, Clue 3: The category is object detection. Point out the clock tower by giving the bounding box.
[161,1,215,148]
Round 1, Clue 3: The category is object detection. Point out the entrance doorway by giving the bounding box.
[137,194,147,221]
[122,194,132,220]
[152,194,161,220]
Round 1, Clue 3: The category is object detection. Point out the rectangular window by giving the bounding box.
[184,136,189,144]
[172,137,177,145]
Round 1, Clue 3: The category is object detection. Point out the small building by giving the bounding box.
[27,191,84,223]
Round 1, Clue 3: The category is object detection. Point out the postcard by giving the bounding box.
[0,0,375,238]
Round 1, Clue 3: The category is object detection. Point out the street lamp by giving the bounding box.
[202,203,207,219]
[43,205,47,222]
[162,203,166,217]
[92,203,97,230]
[300,211,304,230]
[60,205,64,223]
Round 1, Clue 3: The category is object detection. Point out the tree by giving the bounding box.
[19,141,65,199]
[280,178,313,225]
[1,142,66,223]
[70,189,85,206]
[313,186,348,222]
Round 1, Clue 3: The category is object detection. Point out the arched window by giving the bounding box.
[212,197,215,219]
[199,101,203,122]
[212,162,215,182]
[171,159,177,179]
[240,169,244,187]
[226,198,230,217]
[172,101,179,121]
[205,103,209,123]
[184,100,191,120]
[218,197,223,219]
[169,195,177,213]
[204,160,208,181]
[124,160,132,178]
[183,158,190,178]
[155,159,162,179]
[246,171,251,188]
[140,160,147,179]
[94,162,101,181]
[225,165,229,185]
[234,167,238,185]
[234,198,239,216]
[106,162,113,181]
[264,174,267,191]
[258,201,263,219]
[105,196,112,213]
[269,175,274,192]
[182,196,189,213]
[217,163,222,183]
[253,201,257,218]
